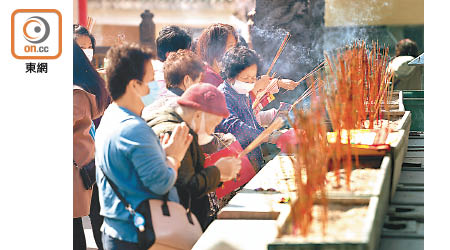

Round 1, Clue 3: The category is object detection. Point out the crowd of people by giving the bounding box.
[73,22,422,250]
[73,22,300,250]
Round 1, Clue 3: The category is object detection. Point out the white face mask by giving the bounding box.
[232,79,255,94]
[191,113,214,145]
[82,48,94,62]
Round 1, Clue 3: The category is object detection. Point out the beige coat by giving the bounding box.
[73,86,102,218]
[389,56,424,90]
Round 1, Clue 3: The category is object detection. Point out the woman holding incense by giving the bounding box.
[194,23,272,126]
[216,46,283,170]
[196,23,298,90]
[196,24,298,127]
[251,77,299,127]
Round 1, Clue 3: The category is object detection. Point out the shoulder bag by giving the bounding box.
[99,167,202,250]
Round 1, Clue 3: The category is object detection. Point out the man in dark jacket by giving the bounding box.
[146,84,242,230]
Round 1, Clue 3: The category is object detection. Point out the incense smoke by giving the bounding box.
[251,0,396,110]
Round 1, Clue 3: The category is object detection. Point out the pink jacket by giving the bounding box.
[201,65,223,87]
[73,86,102,218]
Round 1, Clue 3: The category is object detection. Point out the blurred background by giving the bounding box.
[73,0,423,106]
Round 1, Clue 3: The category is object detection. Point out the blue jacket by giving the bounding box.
[95,103,179,243]
[216,81,265,169]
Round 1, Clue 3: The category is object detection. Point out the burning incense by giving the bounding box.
[266,32,291,76]
[252,33,292,110]
[288,61,326,110]
[288,86,329,237]
[86,17,95,33]
[252,78,281,109]
[296,61,326,84]
[290,78,322,111]
[318,41,394,188]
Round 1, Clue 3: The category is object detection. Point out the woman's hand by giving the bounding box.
[253,75,271,94]
[267,130,283,144]
[215,156,242,182]
[161,122,193,164]
[278,79,300,90]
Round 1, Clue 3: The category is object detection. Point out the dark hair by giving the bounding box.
[220,46,261,80]
[395,39,419,58]
[105,43,154,100]
[196,23,238,66]
[156,25,192,61]
[190,38,199,53]
[164,49,205,89]
[73,24,96,52]
[73,41,110,111]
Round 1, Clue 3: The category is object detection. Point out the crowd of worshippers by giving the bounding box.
[73,23,301,250]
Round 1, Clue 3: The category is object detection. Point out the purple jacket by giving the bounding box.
[216,81,265,169]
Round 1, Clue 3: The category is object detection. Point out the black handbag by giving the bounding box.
[74,159,96,190]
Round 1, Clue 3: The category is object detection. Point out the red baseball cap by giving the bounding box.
[177,83,230,118]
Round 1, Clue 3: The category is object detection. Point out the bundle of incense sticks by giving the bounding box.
[290,78,322,111]
[86,16,95,33]
[332,41,393,129]
[289,61,326,110]
[266,32,291,76]
[319,41,394,188]
[288,83,329,237]
[237,117,284,159]
[252,78,281,109]
[297,61,326,84]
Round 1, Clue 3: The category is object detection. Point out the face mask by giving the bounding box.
[192,113,214,145]
[82,48,94,62]
[141,81,160,106]
[232,79,255,94]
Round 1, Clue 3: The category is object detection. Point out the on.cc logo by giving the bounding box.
[11,9,61,59]
[23,16,50,44]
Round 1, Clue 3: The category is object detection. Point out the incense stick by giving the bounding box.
[87,17,95,33]
[296,61,325,83]
[237,117,284,159]
[289,90,329,236]
[290,78,322,111]
[266,32,291,76]
[252,78,280,109]
[287,61,326,110]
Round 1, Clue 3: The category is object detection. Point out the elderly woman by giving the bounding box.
[146,84,242,230]
[216,46,282,170]
[142,49,204,116]
[196,24,298,125]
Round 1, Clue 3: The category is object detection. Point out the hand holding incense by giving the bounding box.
[237,117,284,159]
[252,77,280,109]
